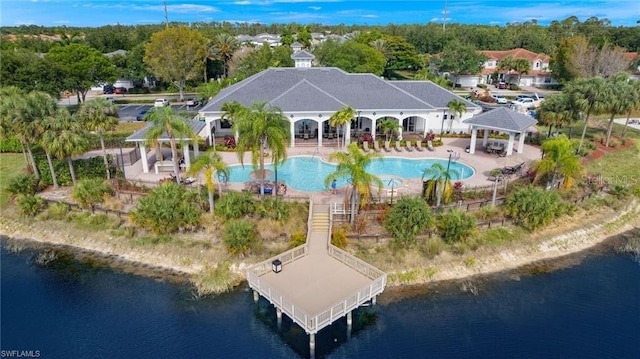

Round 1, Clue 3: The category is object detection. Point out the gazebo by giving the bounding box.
[124,119,207,174]
[466,107,537,156]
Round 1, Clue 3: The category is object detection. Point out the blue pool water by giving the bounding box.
[227,156,475,192]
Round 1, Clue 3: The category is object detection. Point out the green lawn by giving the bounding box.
[0,153,26,207]
[584,140,640,182]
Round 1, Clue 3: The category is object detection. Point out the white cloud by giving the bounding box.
[361,14,378,18]
[54,20,70,24]
[308,6,321,11]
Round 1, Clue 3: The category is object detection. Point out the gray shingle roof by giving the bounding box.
[201,67,478,114]
[390,81,478,109]
[125,119,206,142]
[465,107,537,132]
[291,49,315,60]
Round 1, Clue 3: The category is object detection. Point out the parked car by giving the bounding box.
[154,98,169,107]
[495,82,508,89]
[114,87,128,94]
[103,85,115,94]
[511,97,539,109]
[491,94,508,104]
[136,109,148,121]
[186,98,199,106]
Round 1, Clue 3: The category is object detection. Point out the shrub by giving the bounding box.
[255,197,290,221]
[16,194,46,216]
[193,263,239,296]
[0,137,22,153]
[609,139,619,148]
[72,178,113,210]
[130,182,203,234]
[503,185,565,231]
[289,232,306,248]
[6,174,41,196]
[609,184,630,200]
[383,196,433,248]
[331,225,349,249]
[436,209,478,244]
[38,202,70,221]
[592,133,605,144]
[223,219,258,256]
[215,191,255,220]
[36,155,112,186]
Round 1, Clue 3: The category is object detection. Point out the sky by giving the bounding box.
[0,0,638,28]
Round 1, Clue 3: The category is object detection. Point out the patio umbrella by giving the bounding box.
[249,169,273,180]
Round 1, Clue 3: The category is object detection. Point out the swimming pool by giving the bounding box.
[227,156,475,192]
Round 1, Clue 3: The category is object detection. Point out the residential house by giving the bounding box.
[456,48,558,88]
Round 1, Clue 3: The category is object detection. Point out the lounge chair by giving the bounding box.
[373,140,381,152]
[405,140,414,152]
[384,140,392,152]
[501,162,525,175]
[415,140,424,151]
[394,141,403,152]
[363,141,372,153]
[427,140,435,151]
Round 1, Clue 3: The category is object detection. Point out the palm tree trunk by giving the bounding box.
[577,110,591,153]
[548,124,553,138]
[67,157,77,185]
[26,145,40,180]
[20,142,29,169]
[99,134,111,179]
[350,186,358,227]
[604,113,616,147]
[621,110,631,139]
[436,181,442,208]
[45,151,58,189]
[259,138,265,200]
[208,190,214,214]
[170,139,181,183]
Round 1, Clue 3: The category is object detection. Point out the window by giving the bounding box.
[402,117,416,132]
[220,119,232,129]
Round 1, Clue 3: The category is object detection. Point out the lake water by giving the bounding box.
[2,238,639,358]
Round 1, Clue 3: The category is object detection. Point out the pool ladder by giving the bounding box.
[311,147,319,159]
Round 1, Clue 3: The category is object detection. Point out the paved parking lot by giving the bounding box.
[117,103,202,121]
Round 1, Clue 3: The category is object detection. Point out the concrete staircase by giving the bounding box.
[308,204,330,253]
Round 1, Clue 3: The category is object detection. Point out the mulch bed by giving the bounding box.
[582,137,634,163]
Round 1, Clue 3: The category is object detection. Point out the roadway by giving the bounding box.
[117,103,202,122]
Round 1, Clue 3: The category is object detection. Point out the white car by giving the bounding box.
[491,94,508,104]
[511,97,537,109]
[154,98,169,107]
[186,98,199,106]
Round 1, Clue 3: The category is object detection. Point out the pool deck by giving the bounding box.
[121,138,542,203]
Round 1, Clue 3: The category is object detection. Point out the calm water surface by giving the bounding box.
[1,239,639,358]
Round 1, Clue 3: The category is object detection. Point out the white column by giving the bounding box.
[517,132,526,154]
[234,130,239,143]
[482,128,490,147]
[422,116,428,138]
[469,127,478,154]
[140,143,149,173]
[194,141,200,158]
[253,290,259,303]
[183,143,191,170]
[309,333,316,358]
[276,308,282,328]
[290,121,296,148]
[207,120,213,146]
[507,132,515,156]
[346,311,353,326]
[345,124,351,145]
[318,121,323,148]
[371,118,377,140]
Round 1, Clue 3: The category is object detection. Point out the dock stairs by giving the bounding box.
[308,204,330,253]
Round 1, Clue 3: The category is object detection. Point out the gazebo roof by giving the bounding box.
[465,107,537,132]
[291,49,315,60]
[200,67,479,114]
[125,119,207,142]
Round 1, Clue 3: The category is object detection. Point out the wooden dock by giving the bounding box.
[246,202,387,354]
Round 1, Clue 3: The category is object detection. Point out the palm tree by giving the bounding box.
[25,91,58,187]
[566,77,609,153]
[233,102,289,199]
[145,106,196,183]
[537,94,576,137]
[533,135,582,190]
[0,87,36,174]
[210,33,240,78]
[512,58,531,86]
[78,97,119,179]
[187,149,229,214]
[42,109,89,186]
[422,162,459,208]
[603,74,634,147]
[329,105,355,150]
[324,143,383,226]
[377,119,399,142]
[621,80,640,140]
[447,99,467,132]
